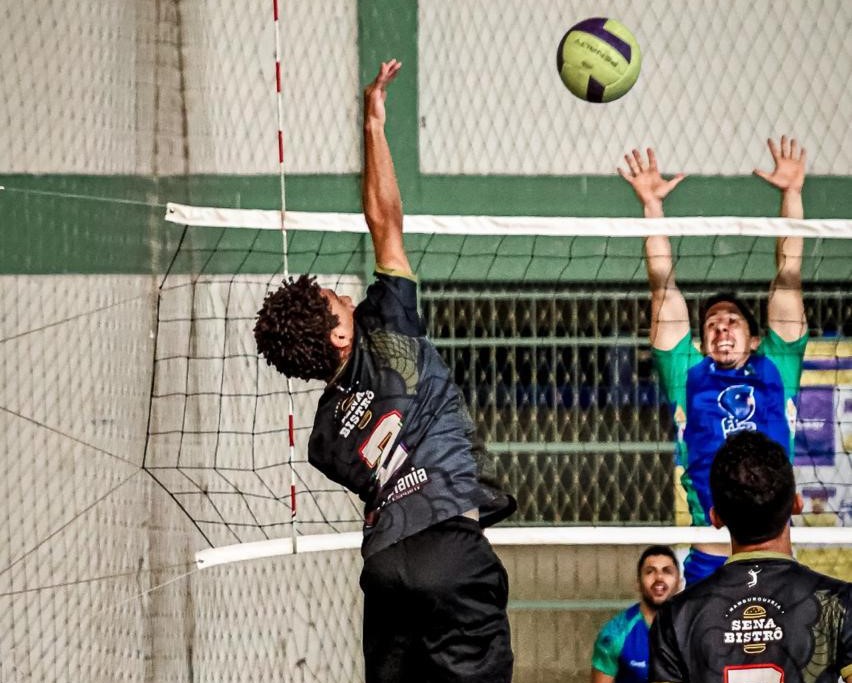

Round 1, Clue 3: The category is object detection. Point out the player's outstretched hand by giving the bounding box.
[617,148,685,216]
[753,135,806,193]
[364,59,402,127]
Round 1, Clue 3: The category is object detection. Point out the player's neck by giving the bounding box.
[638,601,658,626]
[326,353,352,385]
[730,527,793,558]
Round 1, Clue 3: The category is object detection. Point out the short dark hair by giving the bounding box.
[710,430,795,545]
[637,545,679,577]
[700,292,760,342]
[254,274,341,382]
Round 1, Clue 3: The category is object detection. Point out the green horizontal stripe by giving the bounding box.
[1,174,850,276]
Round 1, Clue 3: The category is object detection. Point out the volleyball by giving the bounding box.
[556,17,641,103]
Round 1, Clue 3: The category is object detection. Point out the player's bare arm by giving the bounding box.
[618,148,688,350]
[362,59,412,275]
[755,135,807,342]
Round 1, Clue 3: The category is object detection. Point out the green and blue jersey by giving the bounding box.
[593,603,651,683]
[653,330,807,526]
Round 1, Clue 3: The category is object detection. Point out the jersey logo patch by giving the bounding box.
[338,390,375,438]
[723,600,785,654]
[385,466,429,504]
[747,568,761,588]
[718,384,757,437]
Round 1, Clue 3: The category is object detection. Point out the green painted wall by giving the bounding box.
[1,1,850,280]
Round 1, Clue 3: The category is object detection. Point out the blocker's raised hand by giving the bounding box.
[617,147,685,217]
[754,135,806,193]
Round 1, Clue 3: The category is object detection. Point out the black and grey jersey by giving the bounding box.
[308,273,515,558]
[650,551,852,683]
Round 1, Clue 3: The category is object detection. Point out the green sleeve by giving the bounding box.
[592,615,626,676]
[651,333,703,408]
[757,328,808,398]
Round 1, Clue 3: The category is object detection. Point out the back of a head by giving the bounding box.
[254,274,340,382]
[710,430,795,545]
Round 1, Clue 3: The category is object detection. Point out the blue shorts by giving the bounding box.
[683,546,728,586]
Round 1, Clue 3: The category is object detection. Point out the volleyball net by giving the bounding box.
[152,205,852,564]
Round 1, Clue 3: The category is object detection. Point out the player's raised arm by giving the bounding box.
[618,148,688,350]
[754,135,807,342]
[362,59,412,275]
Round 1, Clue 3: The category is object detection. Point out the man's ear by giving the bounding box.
[749,335,760,351]
[329,327,352,350]
[791,493,804,516]
[709,506,725,529]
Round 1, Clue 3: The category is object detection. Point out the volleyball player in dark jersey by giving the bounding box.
[650,430,852,683]
[254,60,515,683]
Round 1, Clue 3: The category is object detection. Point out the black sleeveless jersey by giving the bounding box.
[651,551,852,683]
[308,273,516,558]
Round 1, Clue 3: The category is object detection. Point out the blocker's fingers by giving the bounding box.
[789,138,799,159]
[753,168,771,182]
[780,134,790,158]
[632,148,646,170]
[624,153,639,174]
[647,148,658,171]
[666,173,686,192]
[766,137,780,161]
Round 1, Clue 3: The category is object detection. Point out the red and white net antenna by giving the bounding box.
[272,0,299,551]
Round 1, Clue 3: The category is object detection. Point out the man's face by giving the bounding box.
[319,288,355,349]
[638,554,679,608]
[702,301,759,369]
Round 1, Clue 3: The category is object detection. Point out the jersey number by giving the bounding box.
[724,664,783,683]
[358,411,403,469]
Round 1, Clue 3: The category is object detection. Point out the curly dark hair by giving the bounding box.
[710,430,795,545]
[254,274,341,381]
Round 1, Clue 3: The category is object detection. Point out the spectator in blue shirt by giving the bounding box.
[591,545,681,683]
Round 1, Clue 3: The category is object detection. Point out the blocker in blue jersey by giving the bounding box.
[618,138,808,585]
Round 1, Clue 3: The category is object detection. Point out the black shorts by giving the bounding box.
[360,516,513,683]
